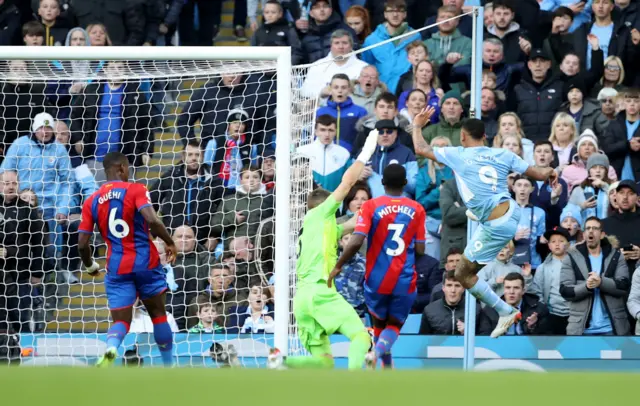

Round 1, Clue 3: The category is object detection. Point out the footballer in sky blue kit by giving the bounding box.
[410,108,558,337]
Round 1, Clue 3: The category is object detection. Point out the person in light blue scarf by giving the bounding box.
[569,153,611,223]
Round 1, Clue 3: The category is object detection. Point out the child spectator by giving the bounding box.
[189,303,223,333]
[561,78,608,139]
[22,21,44,45]
[260,148,275,192]
[569,153,612,222]
[38,0,68,46]
[239,286,274,334]
[512,175,546,270]
[478,242,533,298]
[562,131,618,192]
[532,227,572,335]
[334,233,366,318]
[86,23,112,46]
[560,203,584,245]
[250,0,303,65]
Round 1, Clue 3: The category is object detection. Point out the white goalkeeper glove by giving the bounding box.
[84,261,100,275]
[356,129,380,164]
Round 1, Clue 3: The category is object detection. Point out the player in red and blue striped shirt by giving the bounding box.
[330,164,426,368]
[78,152,178,367]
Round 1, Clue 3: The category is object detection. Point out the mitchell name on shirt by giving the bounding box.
[377,204,415,219]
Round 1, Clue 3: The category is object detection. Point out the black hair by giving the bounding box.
[331,73,351,84]
[511,174,534,186]
[534,140,554,151]
[493,0,515,12]
[443,270,457,283]
[186,139,203,150]
[553,6,574,20]
[382,164,407,190]
[315,114,337,128]
[584,216,603,228]
[446,247,463,259]
[374,92,398,108]
[461,118,485,140]
[22,21,45,37]
[342,181,372,216]
[504,272,525,286]
[103,151,129,172]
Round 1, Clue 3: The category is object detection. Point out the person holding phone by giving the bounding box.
[569,153,612,222]
[603,180,640,273]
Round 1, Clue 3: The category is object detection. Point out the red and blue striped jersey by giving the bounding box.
[79,181,160,274]
[354,195,426,295]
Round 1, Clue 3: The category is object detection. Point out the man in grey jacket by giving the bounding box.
[559,217,631,336]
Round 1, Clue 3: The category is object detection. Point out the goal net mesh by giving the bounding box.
[0,57,314,366]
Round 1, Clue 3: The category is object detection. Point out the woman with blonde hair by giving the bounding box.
[86,23,112,46]
[398,60,442,121]
[494,112,534,163]
[548,112,578,170]
[590,55,625,98]
[415,136,454,260]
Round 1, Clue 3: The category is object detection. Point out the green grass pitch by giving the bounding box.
[1,367,636,405]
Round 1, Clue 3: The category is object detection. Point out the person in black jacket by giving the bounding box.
[298,0,356,64]
[0,171,47,333]
[250,0,303,65]
[485,0,530,64]
[483,272,550,335]
[0,0,22,45]
[69,61,153,172]
[601,90,640,181]
[73,0,145,45]
[149,140,224,251]
[603,180,640,274]
[412,254,442,314]
[508,48,564,143]
[419,270,491,335]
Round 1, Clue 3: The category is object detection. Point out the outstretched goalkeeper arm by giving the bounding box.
[330,129,380,204]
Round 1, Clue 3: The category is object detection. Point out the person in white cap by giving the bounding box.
[561,130,618,193]
[0,111,73,275]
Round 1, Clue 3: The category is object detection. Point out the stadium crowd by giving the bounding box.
[1,0,640,340]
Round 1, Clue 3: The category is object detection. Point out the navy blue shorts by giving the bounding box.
[104,267,167,310]
[365,289,416,324]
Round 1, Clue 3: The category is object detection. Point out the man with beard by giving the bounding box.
[149,139,224,251]
[603,180,640,275]
[560,216,630,335]
[486,0,531,64]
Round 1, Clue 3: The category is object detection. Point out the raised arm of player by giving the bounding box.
[331,129,380,203]
[525,166,558,186]
[411,106,438,162]
[328,233,366,288]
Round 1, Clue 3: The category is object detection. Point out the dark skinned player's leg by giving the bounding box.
[141,291,174,366]
[105,306,133,353]
[371,314,404,368]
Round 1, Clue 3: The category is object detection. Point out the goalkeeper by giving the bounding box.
[268,129,380,370]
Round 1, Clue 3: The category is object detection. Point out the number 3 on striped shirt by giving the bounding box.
[109,208,130,239]
[386,224,405,257]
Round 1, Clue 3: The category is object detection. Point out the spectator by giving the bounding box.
[237,285,274,333]
[560,216,631,335]
[412,253,442,314]
[228,235,265,301]
[531,141,568,231]
[0,112,72,265]
[38,0,68,46]
[86,23,112,46]
[0,60,49,165]
[431,247,463,303]
[187,264,238,329]
[352,92,414,154]
[139,0,164,46]
[602,180,640,274]
[549,112,578,170]
[210,165,274,242]
[397,60,442,117]
[398,89,427,130]
[361,0,421,93]
[601,89,640,182]
[439,179,467,265]
[299,29,367,100]
[541,6,574,66]
[0,0,21,46]
[334,233,366,317]
[362,119,417,197]
[512,175,546,269]
[532,226,572,335]
[297,115,350,192]
[484,272,551,335]
[498,134,530,164]
[168,225,213,331]
[561,203,585,245]
[607,180,620,216]
[420,90,464,154]
[250,0,303,65]
[597,87,618,122]
[423,5,472,69]
[130,299,179,333]
[299,0,355,64]
[149,140,224,248]
[628,258,640,334]
[316,73,368,153]
[590,56,626,98]
[416,136,454,259]
[569,153,612,222]
[157,0,185,46]
[560,77,608,138]
[562,131,618,192]
[540,0,593,34]
[188,302,223,333]
[260,149,276,192]
[510,48,564,143]
[73,0,145,45]
[479,88,500,142]
[22,20,44,45]
[493,113,534,163]
[557,50,605,102]
[69,61,153,175]
[345,5,372,45]
[486,0,529,64]
[479,242,533,297]
[351,65,386,115]
[395,41,428,97]
[419,270,491,335]
[421,0,472,41]
[0,171,46,333]
[203,108,259,189]
[54,120,80,169]
[569,0,618,72]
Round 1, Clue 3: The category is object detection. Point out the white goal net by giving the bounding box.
[0,47,312,367]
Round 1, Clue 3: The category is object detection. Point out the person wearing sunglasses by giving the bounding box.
[597,87,619,122]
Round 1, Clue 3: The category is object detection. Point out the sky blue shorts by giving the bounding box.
[464,200,520,265]
[105,267,167,310]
